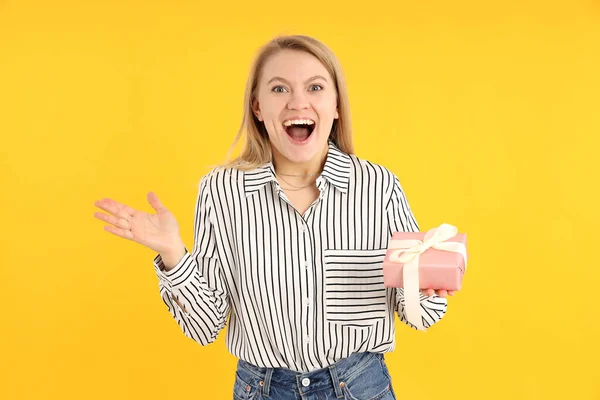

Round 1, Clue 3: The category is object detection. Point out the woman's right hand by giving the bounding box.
[93,192,183,255]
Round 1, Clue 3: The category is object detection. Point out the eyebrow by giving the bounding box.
[266,75,329,85]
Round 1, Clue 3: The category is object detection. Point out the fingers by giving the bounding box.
[94,198,135,238]
[103,224,134,240]
[147,192,165,213]
[93,211,130,230]
[94,198,135,220]
[420,289,457,298]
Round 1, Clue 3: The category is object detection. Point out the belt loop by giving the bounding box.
[328,365,344,399]
[262,367,273,397]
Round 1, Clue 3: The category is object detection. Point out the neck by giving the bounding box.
[271,145,328,177]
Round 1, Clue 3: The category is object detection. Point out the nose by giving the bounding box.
[286,90,309,110]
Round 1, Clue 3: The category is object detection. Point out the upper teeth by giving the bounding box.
[283,119,315,126]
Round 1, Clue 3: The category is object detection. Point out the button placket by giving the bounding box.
[300,219,315,366]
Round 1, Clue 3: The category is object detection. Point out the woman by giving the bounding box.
[94,35,454,400]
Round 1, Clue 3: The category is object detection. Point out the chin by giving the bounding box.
[285,153,315,164]
[284,135,325,159]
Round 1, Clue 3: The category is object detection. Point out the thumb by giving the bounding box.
[147,192,167,213]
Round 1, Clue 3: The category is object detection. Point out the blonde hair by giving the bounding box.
[217,34,354,171]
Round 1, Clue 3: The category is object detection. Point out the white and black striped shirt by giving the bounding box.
[153,140,447,372]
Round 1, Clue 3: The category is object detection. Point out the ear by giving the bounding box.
[334,108,339,119]
[252,98,263,121]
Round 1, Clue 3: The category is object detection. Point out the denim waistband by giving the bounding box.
[237,352,383,397]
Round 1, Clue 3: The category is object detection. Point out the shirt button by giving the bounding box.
[304,336,310,344]
[303,261,310,269]
[302,378,310,387]
[303,298,310,307]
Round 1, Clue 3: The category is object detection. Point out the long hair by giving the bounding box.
[217,35,354,171]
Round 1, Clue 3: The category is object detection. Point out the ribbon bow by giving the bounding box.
[388,223,467,331]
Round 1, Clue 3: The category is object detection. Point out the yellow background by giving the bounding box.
[1,0,598,399]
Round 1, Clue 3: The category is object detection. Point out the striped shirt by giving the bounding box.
[153,140,447,372]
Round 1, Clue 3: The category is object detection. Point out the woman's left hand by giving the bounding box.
[421,289,455,298]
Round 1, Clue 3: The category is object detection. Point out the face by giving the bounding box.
[252,49,339,169]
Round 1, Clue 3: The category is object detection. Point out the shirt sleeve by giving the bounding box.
[386,172,448,330]
[153,174,230,345]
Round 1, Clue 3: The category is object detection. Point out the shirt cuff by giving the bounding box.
[153,248,191,292]
[395,287,429,304]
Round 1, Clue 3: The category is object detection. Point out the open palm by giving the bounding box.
[93,192,181,254]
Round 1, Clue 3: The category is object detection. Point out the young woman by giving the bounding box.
[94,35,454,400]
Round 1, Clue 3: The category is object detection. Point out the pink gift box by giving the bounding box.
[383,231,467,291]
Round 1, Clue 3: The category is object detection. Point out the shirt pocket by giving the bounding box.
[323,248,389,326]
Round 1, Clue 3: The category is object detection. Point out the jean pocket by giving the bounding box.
[232,371,261,400]
[339,355,393,400]
[379,357,393,383]
[323,248,389,326]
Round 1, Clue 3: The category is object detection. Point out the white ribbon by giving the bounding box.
[388,223,467,331]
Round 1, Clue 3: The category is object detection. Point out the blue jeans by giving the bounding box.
[233,352,396,400]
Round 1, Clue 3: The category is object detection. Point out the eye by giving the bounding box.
[272,85,288,93]
[310,84,323,91]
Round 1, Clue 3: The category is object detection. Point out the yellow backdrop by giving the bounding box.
[1,0,598,399]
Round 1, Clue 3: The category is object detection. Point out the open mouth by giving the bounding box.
[283,120,316,143]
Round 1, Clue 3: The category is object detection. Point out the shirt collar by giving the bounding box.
[244,140,351,197]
